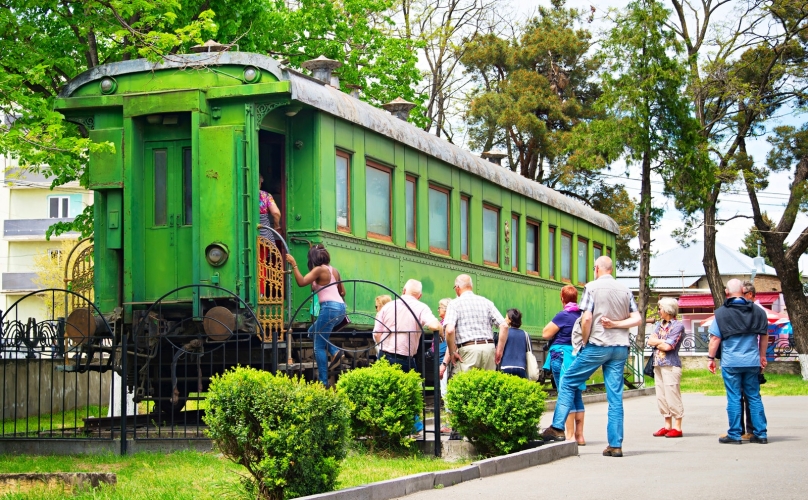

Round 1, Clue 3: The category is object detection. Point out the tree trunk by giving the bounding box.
[636,150,652,346]
[702,188,724,308]
[766,247,808,379]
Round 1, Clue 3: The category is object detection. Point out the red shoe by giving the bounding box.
[653,427,670,437]
[665,429,683,438]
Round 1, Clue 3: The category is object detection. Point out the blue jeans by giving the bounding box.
[552,345,628,448]
[550,355,584,413]
[502,367,527,378]
[309,301,346,386]
[721,366,767,440]
[380,351,418,373]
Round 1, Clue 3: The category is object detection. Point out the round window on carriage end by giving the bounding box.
[243,66,261,84]
[99,77,117,94]
[205,243,229,267]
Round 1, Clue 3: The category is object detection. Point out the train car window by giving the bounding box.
[483,205,499,266]
[429,185,449,254]
[578,237,588,285]
[526,221,539,275]
[460,196,469,260]
[154,149,168,226]
[336,151,351,232]
[406,176,416,247]
[593,243,603,262]
[561,231,572,282]
[48,196,70,218]
[606,246,612,258]
[183,147,192,225]
[511,214,519,271]
[366,162,392,240]
[548,226,556,279]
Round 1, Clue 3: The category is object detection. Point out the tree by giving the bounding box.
[570,0,707,343]
[744,122,808,375]
[667,0,808,308]
[1,0,421,236]
[462,0,601,182]
[395,0,508,139]
[461,0,640,270]
[738,213,785,266]
[668,0,808,376]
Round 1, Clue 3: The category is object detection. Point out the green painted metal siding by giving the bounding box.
[283,112,617,334]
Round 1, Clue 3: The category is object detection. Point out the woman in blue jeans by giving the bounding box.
[542,285,586,445]
[286,245,346,387]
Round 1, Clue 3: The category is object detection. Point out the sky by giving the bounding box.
[505,0,808,265]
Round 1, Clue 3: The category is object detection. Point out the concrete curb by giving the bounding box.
[298,441,577,500]
[544,387,655,411]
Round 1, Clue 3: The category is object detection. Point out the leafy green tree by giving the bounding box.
[573,0,708,343]
[462,0,601,182]
[1,0,421,237]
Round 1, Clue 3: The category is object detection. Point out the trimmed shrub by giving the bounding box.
[336,358,424,450]
[446,370,545,456]
[204,367,350,500]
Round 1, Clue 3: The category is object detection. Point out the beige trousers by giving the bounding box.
[458,344,496,372]
[654,365,684,419]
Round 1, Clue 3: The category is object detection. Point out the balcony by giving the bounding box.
[3,218,77,240]
[1,272,39,292]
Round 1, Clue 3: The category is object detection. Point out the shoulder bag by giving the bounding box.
[643,348,655,378]
[525,331,540,382]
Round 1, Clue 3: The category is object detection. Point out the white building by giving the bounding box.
[0,154,92,321]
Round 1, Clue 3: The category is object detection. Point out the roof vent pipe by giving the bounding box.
[330,75,341,89]
[190,40,229,53]
[345,84,361,99]
[300,56,342,84]
[382,97,416,121]
[481,150,507,165]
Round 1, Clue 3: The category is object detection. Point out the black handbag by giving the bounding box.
[643,349,655,378]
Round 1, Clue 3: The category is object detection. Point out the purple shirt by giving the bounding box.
[550,305,582,346]
[652,319,685,367]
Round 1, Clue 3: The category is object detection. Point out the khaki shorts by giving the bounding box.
[457,343,496,372]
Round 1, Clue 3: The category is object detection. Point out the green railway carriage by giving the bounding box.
[54,48,617,407]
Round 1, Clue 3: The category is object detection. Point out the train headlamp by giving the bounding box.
[243,66,261,84]
[99,77,117,95]
[205,243,229,267]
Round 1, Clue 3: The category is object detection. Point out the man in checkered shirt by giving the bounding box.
[444,274,509,372]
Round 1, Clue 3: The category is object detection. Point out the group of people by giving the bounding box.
[286,243,771,453]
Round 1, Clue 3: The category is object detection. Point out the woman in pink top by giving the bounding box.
[286,245,346,386]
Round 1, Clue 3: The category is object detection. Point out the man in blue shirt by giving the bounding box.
[707,279,769,444]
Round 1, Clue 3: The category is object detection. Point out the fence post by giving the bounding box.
[120,330,128,456]
[432,331,441,458]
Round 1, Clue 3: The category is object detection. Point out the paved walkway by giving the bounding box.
[404,393,808,500]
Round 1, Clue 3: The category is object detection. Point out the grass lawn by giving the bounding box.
[644,369,808,396]
[1,405,108,437]
[0,447,470,499]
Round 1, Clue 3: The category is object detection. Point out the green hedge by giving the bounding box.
[204,367,350,500]
[446,370,545,456]
[336,358,424,450]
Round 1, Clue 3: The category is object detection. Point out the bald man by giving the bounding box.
[708,278,769,445]
[444,274,508,372]
[542,256,641,458]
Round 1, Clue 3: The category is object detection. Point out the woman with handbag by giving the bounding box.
[647,297,686,438]
[498,309,529,378]
[542,285,586,445]
[286,245,346,387]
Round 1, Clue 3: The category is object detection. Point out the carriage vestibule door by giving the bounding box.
[144,140,193,300]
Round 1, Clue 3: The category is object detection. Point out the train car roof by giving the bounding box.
[60,51,620,234]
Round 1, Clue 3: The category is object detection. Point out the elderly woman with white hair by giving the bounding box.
[647,297,686,438]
